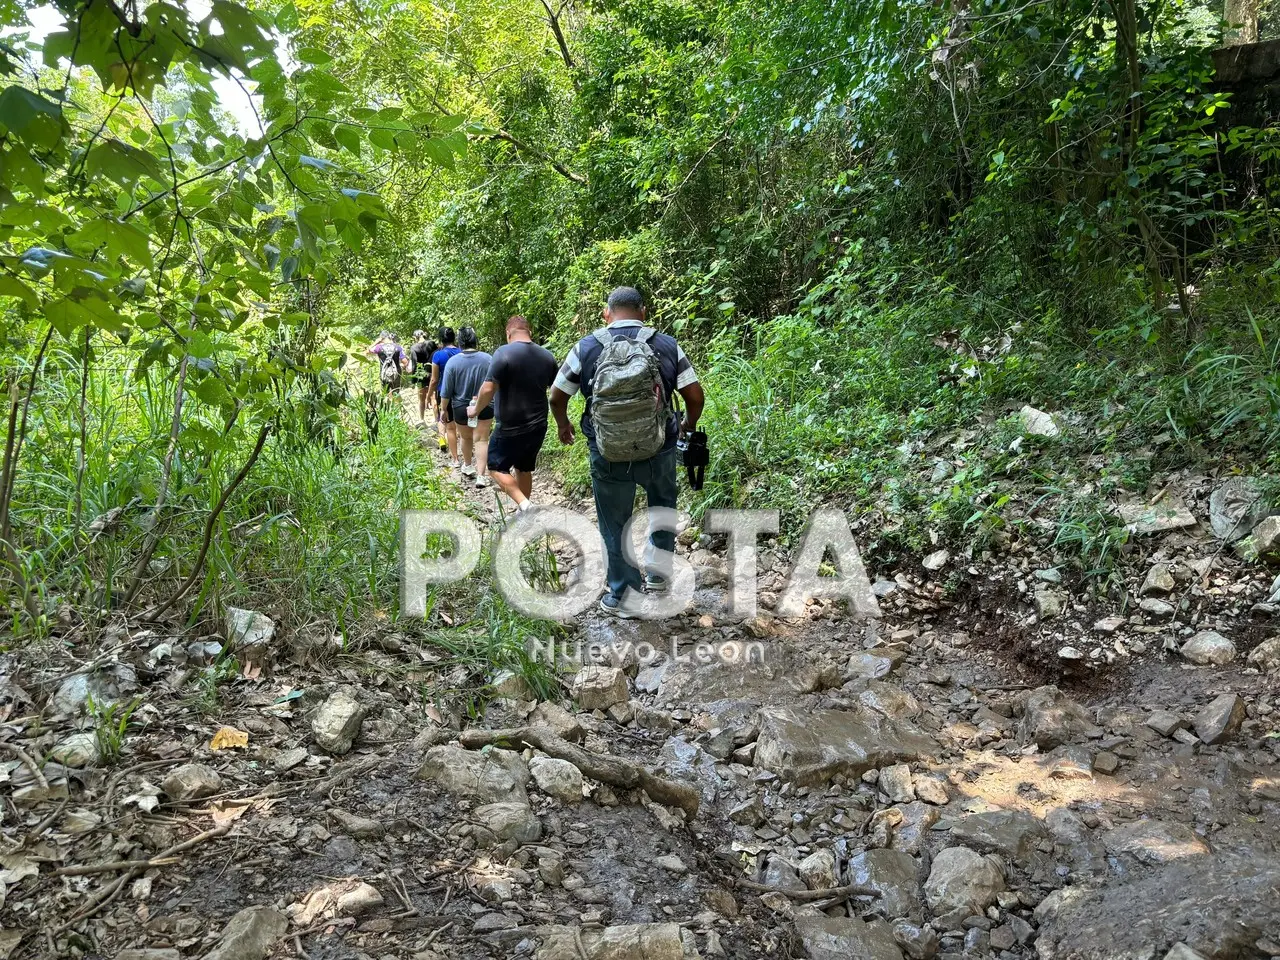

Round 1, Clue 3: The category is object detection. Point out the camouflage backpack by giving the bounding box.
[589,327,667,462]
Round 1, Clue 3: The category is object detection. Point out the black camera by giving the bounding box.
[678,430,709,490]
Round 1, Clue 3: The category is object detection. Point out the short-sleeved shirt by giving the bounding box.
[440,350,493,407]
[372,343,404,368]
[486,340,558,435]
[553,319,698,452]
[410,341,433,367]
[431,346,460,395]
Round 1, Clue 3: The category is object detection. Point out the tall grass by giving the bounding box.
[1,344,454,635]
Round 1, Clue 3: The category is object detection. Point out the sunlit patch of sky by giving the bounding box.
[8,2,291,134]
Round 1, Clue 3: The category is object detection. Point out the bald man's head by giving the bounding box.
[506,314,532,342]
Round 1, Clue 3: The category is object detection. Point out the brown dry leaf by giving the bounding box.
[206,801,250,825]
[209,726,250,751]
[242,661,263,681]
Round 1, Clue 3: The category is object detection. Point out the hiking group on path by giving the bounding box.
[367,286,706,617]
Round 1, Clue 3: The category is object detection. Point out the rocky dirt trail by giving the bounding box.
[0,401,1278,960]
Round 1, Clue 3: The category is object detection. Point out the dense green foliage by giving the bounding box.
[0,0,469,629]
[345,0,1280,540]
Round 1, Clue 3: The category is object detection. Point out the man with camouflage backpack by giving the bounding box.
[550,287,705,617]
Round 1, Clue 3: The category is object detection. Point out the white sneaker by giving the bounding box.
[461,464,476,478]
[475,476,491,488]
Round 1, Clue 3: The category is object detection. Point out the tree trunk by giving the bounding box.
[1224,0,1259,46]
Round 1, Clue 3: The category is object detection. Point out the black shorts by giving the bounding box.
[438,399,453,423]
[488,424,548,473]
[451,403,494,424]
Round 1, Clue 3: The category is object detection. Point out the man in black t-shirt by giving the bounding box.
[468,315,558,511]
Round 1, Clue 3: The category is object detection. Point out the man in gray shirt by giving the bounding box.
[440,327,494,486]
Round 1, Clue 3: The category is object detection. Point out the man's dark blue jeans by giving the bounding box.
[588,444,678,603]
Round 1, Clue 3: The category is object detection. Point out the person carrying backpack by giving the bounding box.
[550,286,705,618]
[368,332,405,393]
[407,330,438,423]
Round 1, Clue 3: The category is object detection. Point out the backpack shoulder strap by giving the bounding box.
[591,328,613,349]
[636,327,657,343]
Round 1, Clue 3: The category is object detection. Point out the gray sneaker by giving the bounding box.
[644,574,670,594]
[598,595,640,619]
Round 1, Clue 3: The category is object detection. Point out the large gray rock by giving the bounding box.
[892,921,939,960]
[572,666,629,710]
[1194,693,1245,745]
[846,652,898,681]
[529,702,586,741]
[328,809,384,839]
[472,801,541,845]
[949,810,1048,860]
[1146,709,1188,737]
[1020,685,1101,749]
[1118,494,1197,536]
[879,763,914,804]
[923,847,1004,917]
[846,849,922,921]
[1180,631,1237,666]
[490,669,534,700]
[311,690,366,754]
[417,745,529,803]
[49,732,97,768]
[1019,405,1061,438]
[161,763,222,802]
[753,707,936,785]
[204,906,288,960]
[655,645,814,705]
[1247,635,1280,672]
[49,665,136,716]
[859,682,922,719]
[529,755,583,803]
[888,801,940,856]
[1208,478,1267,541]
[798,849,839,890]
[1251,514,1280,561]
[794,915,904,960]
[1035,585,1066,619]
[224,607,275,654]
[1034,852,1280,960]
[1103,820,1209,864]
[1140,563,1176,595]
[536,922,700,959]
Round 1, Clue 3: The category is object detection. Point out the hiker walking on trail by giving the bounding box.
[407,330,438,423]
[368,331,406,393]
[429,327,461,464]
[441,327,494,488]
[550,286,704,618]
[467,315,558,513]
